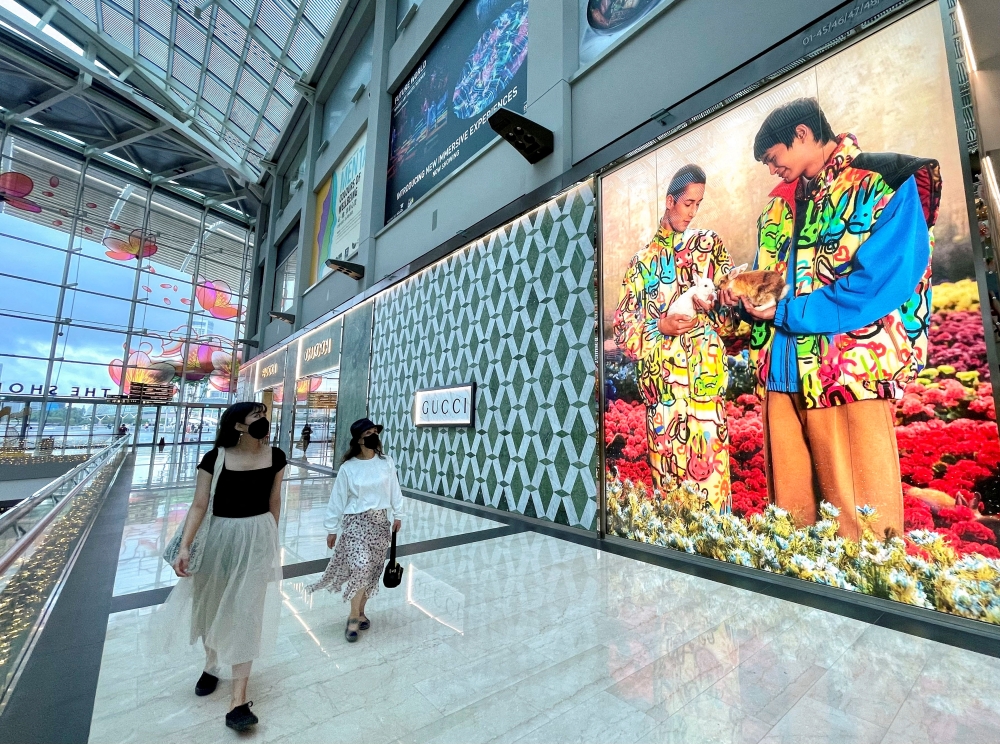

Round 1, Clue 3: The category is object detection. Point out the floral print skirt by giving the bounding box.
[308,509,391,601]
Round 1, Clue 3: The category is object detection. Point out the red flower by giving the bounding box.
[950,520,996,545]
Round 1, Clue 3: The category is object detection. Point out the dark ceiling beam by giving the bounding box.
[157,160,217,182]
[11,74,90,120]
[97,123,171,154]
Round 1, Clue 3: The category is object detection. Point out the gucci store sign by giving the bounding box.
[253,348,287,392]
[297,318,343,378]
[413,383,476,427]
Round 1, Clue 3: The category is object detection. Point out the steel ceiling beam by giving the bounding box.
[159,159,217,181]
[10,73,90,119]
[0,1,258,182]
[97,123,172,153]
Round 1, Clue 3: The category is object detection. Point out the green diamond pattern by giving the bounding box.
[369,183,598,529]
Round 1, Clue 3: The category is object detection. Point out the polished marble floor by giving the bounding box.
[93,489,1000,744]
[113,474,504,596]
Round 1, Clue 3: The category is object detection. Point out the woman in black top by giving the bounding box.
[300,423,312,455]
[164,401,286,732]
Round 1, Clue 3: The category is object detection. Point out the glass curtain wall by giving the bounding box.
[0,131,252,459]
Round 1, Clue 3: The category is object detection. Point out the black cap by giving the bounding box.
[350,418,383,441]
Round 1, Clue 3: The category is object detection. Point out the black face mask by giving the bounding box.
[363,433,381,451]
[247,417,270,440]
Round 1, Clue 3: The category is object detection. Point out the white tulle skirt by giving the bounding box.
[152,513,282,678]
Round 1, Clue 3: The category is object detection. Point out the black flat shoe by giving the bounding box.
[345,618,360,642]
[225,702,258,731]
[358,615,370,631]
[195,672,218,696]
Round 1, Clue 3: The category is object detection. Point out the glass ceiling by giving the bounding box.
[11,0,342,176]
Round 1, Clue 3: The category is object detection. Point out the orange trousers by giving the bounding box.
[762,391,903,541]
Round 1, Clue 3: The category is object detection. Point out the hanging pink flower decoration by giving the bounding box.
[107,326,239,396]
[0,172,42,213]
[195,278,241,319]
[104,228,158,261]
[208,350,237,392]
[108,346,178,394]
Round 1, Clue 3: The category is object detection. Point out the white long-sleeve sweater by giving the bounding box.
[322,455,406,533]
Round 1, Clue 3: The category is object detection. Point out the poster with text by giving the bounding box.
[600,5,1000,624]
[579,0,671,67]
[385,0,529,222]
[314,132,367,283]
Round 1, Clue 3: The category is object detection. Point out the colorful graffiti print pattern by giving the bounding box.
[748,135,933,408]
[614,227,735,511]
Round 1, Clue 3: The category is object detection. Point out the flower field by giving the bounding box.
[604,280,1000,622]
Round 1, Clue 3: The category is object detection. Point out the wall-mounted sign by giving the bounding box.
[385,0,529,222]
[413,383,476,427]
[314,132,367,282]
[297,317,344,378]
[253,348,287,392]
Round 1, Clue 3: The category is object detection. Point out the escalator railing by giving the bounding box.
[0,437,128,709]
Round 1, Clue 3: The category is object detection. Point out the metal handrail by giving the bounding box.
[0,438,128,574]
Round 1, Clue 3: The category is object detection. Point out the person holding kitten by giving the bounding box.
[723,98,940,540]
[614,164,736,513]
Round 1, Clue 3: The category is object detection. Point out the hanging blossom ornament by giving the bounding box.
[195,278,241,319]
[104,228,158,261]
[108,325,240,394]
[0,172,42,213]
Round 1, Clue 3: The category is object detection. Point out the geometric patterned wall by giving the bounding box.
[369,182,598,529]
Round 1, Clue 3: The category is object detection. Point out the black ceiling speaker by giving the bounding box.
[325,258,365,280]
[488,109,554,164]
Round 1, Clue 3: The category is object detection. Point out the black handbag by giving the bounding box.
[383,529,403,588]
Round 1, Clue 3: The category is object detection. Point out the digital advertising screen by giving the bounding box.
[579,0,671,67]
[599,5,1000,625]
[385,0,529,222]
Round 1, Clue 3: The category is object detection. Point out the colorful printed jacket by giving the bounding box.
[614,227,735,406]
[747,134,942,408]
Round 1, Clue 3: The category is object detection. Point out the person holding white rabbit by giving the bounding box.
[613,163,738,513]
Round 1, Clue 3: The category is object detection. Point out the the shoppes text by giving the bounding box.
[2,383,114,396]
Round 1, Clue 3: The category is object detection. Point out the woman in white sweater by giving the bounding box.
[308,417,404,642]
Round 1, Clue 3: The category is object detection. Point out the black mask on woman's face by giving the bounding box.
[363,433,381,450]
[247,417,270,440]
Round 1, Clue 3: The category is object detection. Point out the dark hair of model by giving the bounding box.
[666,164,707,200]
[753,97,837,161]
[215,401,267,448]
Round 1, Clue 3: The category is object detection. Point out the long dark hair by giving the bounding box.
[343,432,385,464]
[215,401,266,448]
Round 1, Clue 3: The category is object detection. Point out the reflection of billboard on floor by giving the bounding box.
[385,0,529,222]
[600,6,1000,625]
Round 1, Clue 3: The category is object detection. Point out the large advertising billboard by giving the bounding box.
[385,0,529,222]
[600,5,1000,625]
[313,132,366,283]
[579,0,671,67]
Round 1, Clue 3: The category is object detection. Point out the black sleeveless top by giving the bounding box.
[198,446,287,518]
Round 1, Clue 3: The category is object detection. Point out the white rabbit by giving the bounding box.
[668,274,717,319]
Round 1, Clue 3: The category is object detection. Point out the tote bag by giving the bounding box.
[162,447,225,574]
